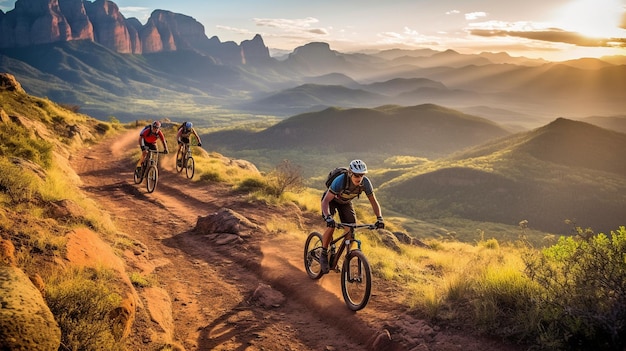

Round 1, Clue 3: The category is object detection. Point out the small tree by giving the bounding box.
[267,159,304,197]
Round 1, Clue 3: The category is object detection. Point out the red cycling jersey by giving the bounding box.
[140,126,165,145]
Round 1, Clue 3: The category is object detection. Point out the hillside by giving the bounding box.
[380,118,626,234]
[205,104,511,161]
[0,74,529,351]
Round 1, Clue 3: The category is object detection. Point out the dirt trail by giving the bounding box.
[71,128,521,351]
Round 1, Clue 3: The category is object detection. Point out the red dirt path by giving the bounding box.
[71,128,523,351]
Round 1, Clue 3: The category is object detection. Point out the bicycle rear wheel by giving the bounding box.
[304,232,324,280]
[185,157,195,179]
[175,148,184,173]
[146,165,158,193]
[133,166,142,184]
[341,250,372,311]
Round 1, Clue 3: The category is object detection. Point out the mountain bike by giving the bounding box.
[175,142,195,179]
[304,222,374,311]
[133,149,166,193]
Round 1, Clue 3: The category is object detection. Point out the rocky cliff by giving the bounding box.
[0,0,270,64]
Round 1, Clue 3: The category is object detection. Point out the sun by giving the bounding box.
[554,0,624,38]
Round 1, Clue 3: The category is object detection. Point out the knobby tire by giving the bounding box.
[146,165,158,193]
[341,250,372,311]
[133,167,142,184]
[175,148,184,173]
[186,157,195,179]
[304,232,324,280]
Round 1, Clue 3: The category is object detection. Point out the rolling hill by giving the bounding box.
[380,118,626,234]
[204,103,512,159]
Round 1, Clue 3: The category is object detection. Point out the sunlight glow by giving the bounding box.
[554,0,624,38]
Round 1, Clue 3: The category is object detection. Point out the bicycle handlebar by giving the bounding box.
[335,223,377,230]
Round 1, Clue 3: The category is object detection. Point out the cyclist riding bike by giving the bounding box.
[320,159,384,274]
[176,121,202,165]
[137,120,169,172]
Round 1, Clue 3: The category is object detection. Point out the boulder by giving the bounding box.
[0,73,25,93]
[195,208,258,235]
[248,283,285,308]
[0,239,16,266]
[379,229,401,253]
[0,266,61,351]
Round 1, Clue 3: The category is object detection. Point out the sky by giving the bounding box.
[1,0,625,61]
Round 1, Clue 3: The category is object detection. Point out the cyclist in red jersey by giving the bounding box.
[136,121,169,172]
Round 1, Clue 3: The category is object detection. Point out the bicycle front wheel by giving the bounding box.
[304,232,324,280]
[185,157,195,179]
[175,148,184,173]
[341,250,372,311]
[146,165,158,193]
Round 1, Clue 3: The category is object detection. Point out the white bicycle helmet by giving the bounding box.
[349,159,368,174]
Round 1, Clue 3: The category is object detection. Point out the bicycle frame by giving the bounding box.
[141,149,160,176]
[176,143,197,178]
[327,223,375,271]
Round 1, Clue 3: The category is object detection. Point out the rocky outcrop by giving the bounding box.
[195,208,261,245]
[240,34,272,65]
[58,0,93,41]
[0,0,272,63]
[84,0,132,53]
[0,73,25,93]
[0,266,62,351]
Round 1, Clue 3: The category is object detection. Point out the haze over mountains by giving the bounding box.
[0,0,625,127]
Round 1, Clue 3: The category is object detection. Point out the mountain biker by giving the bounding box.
[320,159,384,274]
[176,121,202,165]
[136,120,169,172]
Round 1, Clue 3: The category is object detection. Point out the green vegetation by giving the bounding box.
[2,85,624,350]
[358,225,626,350]
[46,267,124,351]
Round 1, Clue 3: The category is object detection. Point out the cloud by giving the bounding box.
[465,12,487,21]
[467,19,626,48]
[215,25,254,36]
[251,17,329,38]
[470,28,626,48]
[376,27,440,47]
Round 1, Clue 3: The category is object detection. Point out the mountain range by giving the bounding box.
[1,0,625,127]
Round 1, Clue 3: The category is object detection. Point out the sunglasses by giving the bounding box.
[351,173,365,178]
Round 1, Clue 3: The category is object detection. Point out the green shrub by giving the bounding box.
[473,266,540,341]
[46,267,124,351]
[0,158,38,202]
[199,171,223,182]
[236,177,267,192]
[523,226,626,350]
[0,123,53,168]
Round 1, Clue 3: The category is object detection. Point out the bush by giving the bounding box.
[199,171,223,182]
[266,159,304,197]
[0,158,38,202]
[236,177,267,192]
[46,267,124,351]
[0,123,53,168]
[523,226,626,350]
